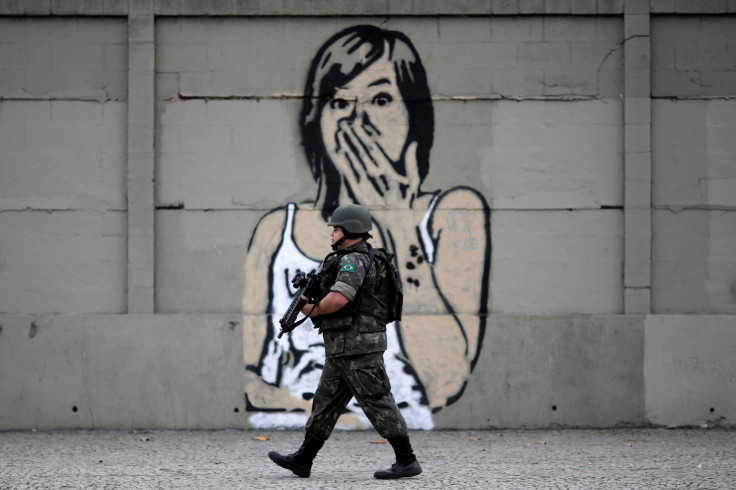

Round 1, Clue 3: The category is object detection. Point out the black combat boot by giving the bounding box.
[373,434,423,479]
[268,432,324,478]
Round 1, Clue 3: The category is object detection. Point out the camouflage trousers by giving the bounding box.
[305,351,408,442]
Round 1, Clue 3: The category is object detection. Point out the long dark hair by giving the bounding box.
[300,25,434,218]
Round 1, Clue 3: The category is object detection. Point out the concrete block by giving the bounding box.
[156,16,622,99]
[155,42,209,74]
[128,15,154,43]
[651,69,700,98]
[625,151,651,180]
[103,0,129,15]
[624,287,651,313]
[128,95,155,127]
[624,0,649,14]
[493,0,520,14]
[652,209,736,314]
[0,17,126,99]
[128,41,155,71]
[701,178,736,208]
[0,100,126,210]
[178,124,233,154]
[0,41,50,73]
[0,99,50,124]
[546,0,572,13]
[625,123,650,153]
[437,315,646,428]
[650,0,676,12]
[0,315,245,429]
[439,17,492,43]
[127,263,154,293]
[519,0,546,13]
[624,224,652,266]
[157,98,307,210]
[624,209,652,287]
[624,178,651,209]
[625,14,650,38]
[519,41,570,69]
[155,0,182,15]
[571,0,598,13]
[51,43,105,71]
[0,122,23,151]
[0,211,126,314]
[474,99,622,209]
[652,99,736,208]
[129,0,154,14]
[488,68,548,96]
[51,99,104,124]
[126,154,153,184]
[491,15,544,43]
[491,210,624,314]
[177,72,232,97]
[543,68,598,96]
[652,15,736,97]
[155,72,179,100]
[155,210,258,313]
[69,0,110,15]
[331,0,392,15]
[645,315,736,427]
[127,183,154,216]
[0,71,25,97]
[624,36,651,71]
[0,152,127,211]
[569,36,623,74]
[625,97,651,125]
[700,71,736,96]
[0,0,25,14]
[157,17,316,96]
[128,125,154,155]
[544,16,597,41]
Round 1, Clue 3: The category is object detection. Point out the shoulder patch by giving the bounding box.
[340,262,357,273]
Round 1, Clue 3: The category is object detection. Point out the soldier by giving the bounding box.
[267,203,422,480]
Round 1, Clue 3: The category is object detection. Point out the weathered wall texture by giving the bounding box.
[651,15,736,314]
[0,17,128,314]
[1,1,735,431]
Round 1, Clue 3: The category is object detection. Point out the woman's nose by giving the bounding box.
[345,98,364,118]
[342,100,371,126]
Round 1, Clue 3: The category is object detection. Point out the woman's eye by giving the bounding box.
[329,98,350,110]
[372,93,392,107]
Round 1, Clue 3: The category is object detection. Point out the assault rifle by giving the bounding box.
[277,270,320,338]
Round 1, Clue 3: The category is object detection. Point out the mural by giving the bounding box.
[243,25,490,430]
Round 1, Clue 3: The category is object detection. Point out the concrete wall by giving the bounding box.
[1,0,735,430]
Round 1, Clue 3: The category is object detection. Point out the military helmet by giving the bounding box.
[327,204,373,234]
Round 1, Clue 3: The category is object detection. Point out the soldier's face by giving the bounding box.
[330,226,345,248]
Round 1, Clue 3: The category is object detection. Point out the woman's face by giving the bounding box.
[320,50,410,167]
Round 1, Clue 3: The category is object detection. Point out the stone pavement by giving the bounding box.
[1,428,734,489]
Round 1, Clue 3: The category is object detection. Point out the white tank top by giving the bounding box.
[250,202,434,430]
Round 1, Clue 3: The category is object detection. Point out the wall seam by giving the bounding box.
[622,5,652,314]
[126,4,155,313]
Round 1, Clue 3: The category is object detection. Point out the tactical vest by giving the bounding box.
[315,243,400,333]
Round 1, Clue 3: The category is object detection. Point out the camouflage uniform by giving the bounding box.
[305,240,408,442]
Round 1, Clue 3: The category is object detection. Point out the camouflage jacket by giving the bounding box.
[315,240,388,358]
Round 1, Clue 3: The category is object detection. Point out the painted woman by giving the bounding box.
[243,25,490,430]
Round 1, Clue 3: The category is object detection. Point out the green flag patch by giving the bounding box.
[340,262,356,273]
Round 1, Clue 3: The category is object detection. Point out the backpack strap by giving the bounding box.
[330,244,376,268]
